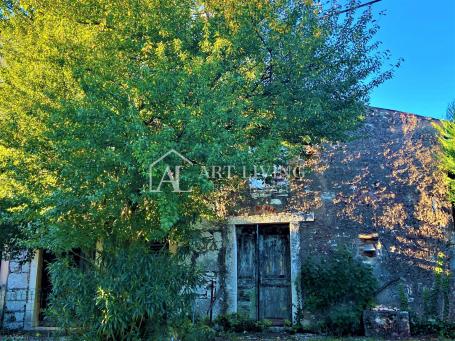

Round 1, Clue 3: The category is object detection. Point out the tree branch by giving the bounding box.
[331,0,382,16]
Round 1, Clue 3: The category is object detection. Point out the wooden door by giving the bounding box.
[236,225,258,319]
[236,224,291,322]
[258,224,291,322]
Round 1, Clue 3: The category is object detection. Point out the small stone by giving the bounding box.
[321,192,335,200]
[270,198,282,205]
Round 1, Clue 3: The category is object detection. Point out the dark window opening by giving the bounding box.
[362,247,376,258]
[359,233,379,258]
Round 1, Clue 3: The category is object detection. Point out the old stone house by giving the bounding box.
[0,107,454,330]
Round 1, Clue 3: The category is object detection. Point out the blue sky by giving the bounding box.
[367,0,455,119]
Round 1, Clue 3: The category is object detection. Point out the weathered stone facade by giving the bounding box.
[193,108,455,323]
[1,108,454,330]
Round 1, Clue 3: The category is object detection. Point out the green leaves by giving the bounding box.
[47,245,201,339]
[0,0,395,244]
[434,117,455,204]
[301,249,378,335]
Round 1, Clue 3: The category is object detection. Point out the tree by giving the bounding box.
[0,0,396,338]
[435,101,455,204]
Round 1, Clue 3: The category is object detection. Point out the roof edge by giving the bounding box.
[368,106,441,122]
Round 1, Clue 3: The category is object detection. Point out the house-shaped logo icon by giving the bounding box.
[148,149,193,193]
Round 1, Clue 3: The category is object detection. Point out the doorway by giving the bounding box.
[236,224,291,324]
[37,250,56,326]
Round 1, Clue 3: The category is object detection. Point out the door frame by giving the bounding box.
[0,259,10,327]
[226,213,314,323]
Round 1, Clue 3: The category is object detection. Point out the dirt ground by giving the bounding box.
[219,333,454,341]
[0,333,452,340]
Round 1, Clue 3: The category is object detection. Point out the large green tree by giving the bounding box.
[0,0,395,338]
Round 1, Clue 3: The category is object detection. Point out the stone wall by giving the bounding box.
[1,257,31,330]
[292,109,454,317]
[193,226,225,320]
[216,108,455,320]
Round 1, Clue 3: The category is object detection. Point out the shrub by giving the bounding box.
[410,317,455,339]
[46,244,202,340]
[171,319,216,341]
[301,248,378,336]
[214,313,271,333]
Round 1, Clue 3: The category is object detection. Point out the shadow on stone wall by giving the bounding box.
[287,108,453,318]
[219,108,454,319]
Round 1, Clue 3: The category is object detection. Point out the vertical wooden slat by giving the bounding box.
[256,223,260,320]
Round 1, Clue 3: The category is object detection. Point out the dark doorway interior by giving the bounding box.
[236,223,291,324]
[38,250,56,325]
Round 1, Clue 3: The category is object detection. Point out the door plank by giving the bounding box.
[236,225,258,319]
[258,224,291,321]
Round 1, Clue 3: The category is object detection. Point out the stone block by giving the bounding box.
[213,231,223,250]
[13,311,25,324]
[270,198,282,205]
[3,310,24,327]
[9,261,22,273]
[3,320,24,330]
[20,262,31,274]
[321,191,335,201]
[6,289,27,301]
[7,272,29,289]
[9,261,31,274]
[5,299,26,312]
[363,308,410,338]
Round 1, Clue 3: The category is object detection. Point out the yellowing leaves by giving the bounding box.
[244,69,256,81]
[173,38,182,51]
[200,35,233,57]
[173,38,188,61]
[213,37,233,54]
[155,42,166,59]
[141,41,154,55]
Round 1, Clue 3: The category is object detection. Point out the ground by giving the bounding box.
[0,332,453,340]
[222,334,453,341]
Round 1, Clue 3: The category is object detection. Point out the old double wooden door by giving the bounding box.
[236,224,291,323]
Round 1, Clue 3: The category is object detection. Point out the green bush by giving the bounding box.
[410,317,455,339]
[171,319,216,341]
[46,244,202,340]
[214,313,272,333]
[301,248,378,336]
